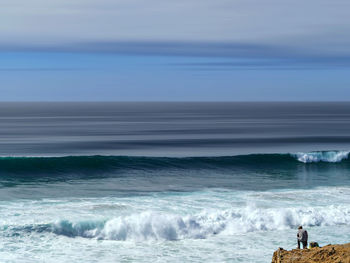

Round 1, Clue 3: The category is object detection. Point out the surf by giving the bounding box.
[4,204,350,241]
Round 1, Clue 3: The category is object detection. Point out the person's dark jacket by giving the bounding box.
[297,229,308,242]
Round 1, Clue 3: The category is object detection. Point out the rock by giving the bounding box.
[271,243,350,263]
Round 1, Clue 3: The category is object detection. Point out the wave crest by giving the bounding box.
[49,206,350,241]
[292,151,349,163]
[0,151,349,177]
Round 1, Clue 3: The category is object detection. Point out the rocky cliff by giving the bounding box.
[271,243,350,263]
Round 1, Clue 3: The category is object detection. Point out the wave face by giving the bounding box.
[0,151,349,175]
[9,205,350,241]
[2,151,350,196]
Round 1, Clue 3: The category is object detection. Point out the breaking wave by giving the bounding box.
[0,150,349,177]
[292,151,349,163]
[10,206,348,241]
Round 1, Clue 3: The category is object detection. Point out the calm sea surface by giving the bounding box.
[1,102,350,156]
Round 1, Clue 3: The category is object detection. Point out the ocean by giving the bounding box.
[1,102,350,262]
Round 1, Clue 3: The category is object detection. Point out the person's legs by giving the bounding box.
[302,241,307,249]
[297,240,301,249]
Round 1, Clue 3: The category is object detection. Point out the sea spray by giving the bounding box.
[293,151,350,163]
[45,206,350,241]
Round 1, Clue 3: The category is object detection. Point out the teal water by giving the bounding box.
[1,153,350,199]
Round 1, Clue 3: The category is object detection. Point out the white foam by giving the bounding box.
[2,188,350,263]
[292,151,349,163]
[51,205,350,241]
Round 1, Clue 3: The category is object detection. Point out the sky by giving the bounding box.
[1,0,350,101]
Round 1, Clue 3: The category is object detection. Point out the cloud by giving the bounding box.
[3,41,350,70]
[1,0,350,60]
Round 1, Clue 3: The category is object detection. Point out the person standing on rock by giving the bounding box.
[297,226,308,249]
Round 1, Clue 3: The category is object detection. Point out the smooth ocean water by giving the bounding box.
[1,102,350,262]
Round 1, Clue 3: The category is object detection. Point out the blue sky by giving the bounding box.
[1,0,350,101]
